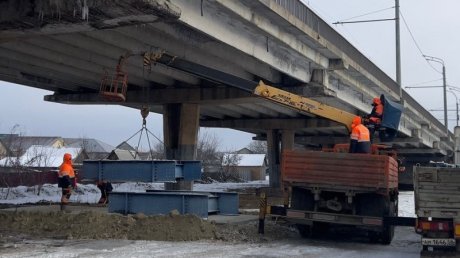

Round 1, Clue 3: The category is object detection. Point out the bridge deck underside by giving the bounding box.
[0,0,452,157]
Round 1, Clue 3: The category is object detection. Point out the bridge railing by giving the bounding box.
[272,0,448,135]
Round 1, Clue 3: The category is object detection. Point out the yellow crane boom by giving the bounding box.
[254,81,355,132]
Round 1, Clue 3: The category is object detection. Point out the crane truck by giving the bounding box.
[109,49,406,244]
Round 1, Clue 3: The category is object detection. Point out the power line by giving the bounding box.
[404,78,442,88]
[335,6,395,23]
[399,10,442,74]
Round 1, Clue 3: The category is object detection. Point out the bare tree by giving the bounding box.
[247,140,267,154]
[218,152,243,182]
[150,141,166,160]
[197,129,221,172]
[0,125,25,171]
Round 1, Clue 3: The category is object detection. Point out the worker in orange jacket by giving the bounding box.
[58,153,76,205]
[349,116,371,154]
[366,97,384,139]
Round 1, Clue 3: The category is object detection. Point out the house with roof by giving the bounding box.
[107,149,141,160]
[0,135,64,158]
[222,153,267,181]
[0,134,115,170]
[107,141,154,160]
[0,145,87,168]
[64,138,114,160]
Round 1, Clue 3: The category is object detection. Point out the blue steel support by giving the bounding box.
[81,160,201,182]
[109,192,210,218]
[215,192,239,215]
[144,190,239,215]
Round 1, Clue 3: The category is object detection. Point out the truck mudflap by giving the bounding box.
[264,205,415,227]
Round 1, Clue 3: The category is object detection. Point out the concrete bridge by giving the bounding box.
[0,0,455,187]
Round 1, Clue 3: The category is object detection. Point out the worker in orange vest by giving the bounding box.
[96,181,113,205]
[58,153,76,205]
[349,116,371,154]
[366,97,384,139]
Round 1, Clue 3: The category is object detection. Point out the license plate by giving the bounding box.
[421,238,456,247]
[312,214,335,221]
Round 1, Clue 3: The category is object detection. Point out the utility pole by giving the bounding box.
[443,65,448,133]
[395,0,402,100]
[457,100,459,126]
[423,55,448,135]
[333,0,403,101]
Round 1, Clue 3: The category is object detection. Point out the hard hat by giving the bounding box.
[352,116,361,128]
[63,153,72,162]
[372,97,381,105]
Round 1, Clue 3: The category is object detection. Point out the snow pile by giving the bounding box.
[0,184,100,205]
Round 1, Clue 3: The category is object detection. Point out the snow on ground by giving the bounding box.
[0,180,421,258]
[2,227,421,258]
[0,178,415,219]
[0,177,268,205]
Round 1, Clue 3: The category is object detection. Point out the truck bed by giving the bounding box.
[281,150,398,194]
[414,167,460,218]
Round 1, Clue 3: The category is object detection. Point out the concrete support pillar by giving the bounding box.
[267,129,280,188]
[163,103,200,190]
[281,130,295,151]
[455,126,460,164]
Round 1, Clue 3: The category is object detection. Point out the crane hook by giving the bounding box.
[141,106,149,126]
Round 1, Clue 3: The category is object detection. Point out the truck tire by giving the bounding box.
[381,201,396,245]
[357,194,394,244]
[297,224,311,238]
[291,187,314,238]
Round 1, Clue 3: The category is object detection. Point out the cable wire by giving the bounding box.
[399,10,442,73]
[404,78,442,88]
[336,6,395,23]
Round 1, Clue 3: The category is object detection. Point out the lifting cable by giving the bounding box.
[119,48,166,160]
[121,107,164,160]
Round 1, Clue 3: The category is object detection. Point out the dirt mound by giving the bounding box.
[0,211,216,241]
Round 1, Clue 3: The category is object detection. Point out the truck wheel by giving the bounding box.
[357,194,392,244]
[311,222,330,238]
[291,187,314,238]
[297,224,312,238]
[381,201,396,245]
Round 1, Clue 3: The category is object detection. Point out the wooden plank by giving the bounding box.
[414,166,460,218]
[418,195,460,204]
[417,185,460,191]
[418,201,460,209]
[282,150,397,191]
[416,209,460,218]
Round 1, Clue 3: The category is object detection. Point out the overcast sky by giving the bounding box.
[306,0,460,127]
[1,0,459,149]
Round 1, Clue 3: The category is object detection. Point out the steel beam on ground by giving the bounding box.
[110,191,239,218]
[146,190,239,215]
[110,192,209,218]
